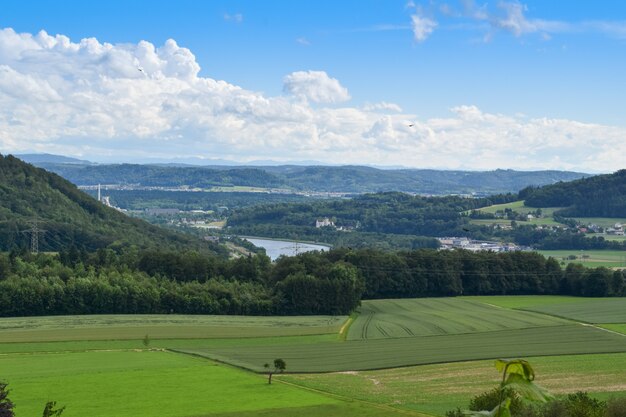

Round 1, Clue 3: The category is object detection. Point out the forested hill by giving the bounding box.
[521,169,626,217]
[34,161,588,195]
[0,155,221,253]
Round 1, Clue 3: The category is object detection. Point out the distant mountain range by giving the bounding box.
[15,153,591,195]
[16,153,94,165]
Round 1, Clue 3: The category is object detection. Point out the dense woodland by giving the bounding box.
[1,248,623,318]
[521,169,626,217]
[0,155,222,253]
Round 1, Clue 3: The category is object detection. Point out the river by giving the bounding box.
[243,237,331,260]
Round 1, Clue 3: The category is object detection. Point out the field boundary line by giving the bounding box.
[276,377,436,417]
[169,348,434,416]
[339,313,357,341]
[583,324,626,338]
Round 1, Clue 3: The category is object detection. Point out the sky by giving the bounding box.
[0,0,625,172]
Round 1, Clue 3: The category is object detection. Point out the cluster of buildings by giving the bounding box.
[437,237,526,252]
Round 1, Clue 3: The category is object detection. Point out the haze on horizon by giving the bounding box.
[1,0,625,173]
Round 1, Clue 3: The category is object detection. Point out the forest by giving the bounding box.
[1,247,623,318]
[521,169,626,217]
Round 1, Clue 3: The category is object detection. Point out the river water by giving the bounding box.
[243,237,331,260]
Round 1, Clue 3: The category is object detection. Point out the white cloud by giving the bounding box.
[0,27,624,172]
[224,13,243,23]
[363,102,403,113]
[411,13,438,42]
[296,37,311,46]
[283,70,351,104]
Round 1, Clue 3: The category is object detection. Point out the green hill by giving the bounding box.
[0,154,219,253]
[520,169,626,217]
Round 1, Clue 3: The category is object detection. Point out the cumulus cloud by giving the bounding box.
[283,70,351,104]
[407,3,438,42]
[0,27,624,172]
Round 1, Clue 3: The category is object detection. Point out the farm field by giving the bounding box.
[468,201,563,226]
[2,296,625,416]
[0,314,347,343]
[538,249,626,268]
[182,324,626,372]
[1,350,415,417]
[572,217,626,228]
[347,298,567,340]
[281,352,626,416]
[521,298,626,323]
[464,295,583,309]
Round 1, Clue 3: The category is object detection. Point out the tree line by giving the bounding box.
[1,247,623,318]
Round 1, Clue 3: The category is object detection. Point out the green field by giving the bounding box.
[572,217,626,228]
[183,325,626,373]
[468,201,563,226]
[2,296,626,416]
[521,298,626,323]
[0,314,347,343]
[347,298,567,340]
[281,352,626,416]
[1,350,417,417]
[465,295,583,309]
[538,249,626,268]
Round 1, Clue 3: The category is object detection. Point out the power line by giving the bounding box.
[20,219,46,254]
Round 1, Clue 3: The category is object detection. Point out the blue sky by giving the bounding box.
[0,1,625,171]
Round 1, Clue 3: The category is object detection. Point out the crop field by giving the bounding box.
[347,298,567,340]
[465,295,583,309]
[1,350,417,417]
[538,250,626,268]
[2,296,625,416]
[182,324,626,373]
[0,314,347,343]
[281,352,626,416]
[520,298,626,323]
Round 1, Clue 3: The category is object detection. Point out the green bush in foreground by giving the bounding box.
[447,363,626,417]
[0,382,14,417]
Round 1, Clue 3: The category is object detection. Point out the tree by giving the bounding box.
[0,382,14,417]
[264,358,287,384]
[142,334,150,348]
[42,401,65,417]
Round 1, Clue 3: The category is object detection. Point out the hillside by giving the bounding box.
[0,155,220,252]
[34,161,588,195]
[521,169,626,217]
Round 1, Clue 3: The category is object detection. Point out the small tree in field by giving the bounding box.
[142,334,150,348]
[0,382,14,417]
[264,359,287,384]
[42,401,65,417]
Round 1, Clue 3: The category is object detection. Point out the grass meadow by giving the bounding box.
[539,250,626,268]
[2,350,419,417]
[0,314,346,343]
[280,352,626,416]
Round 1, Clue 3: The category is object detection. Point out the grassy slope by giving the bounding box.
[347,298,567,340]
[281,352,626,416]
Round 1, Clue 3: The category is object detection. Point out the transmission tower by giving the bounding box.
[21,219,46,254]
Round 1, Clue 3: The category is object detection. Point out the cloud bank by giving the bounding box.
[0,27,624,172]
